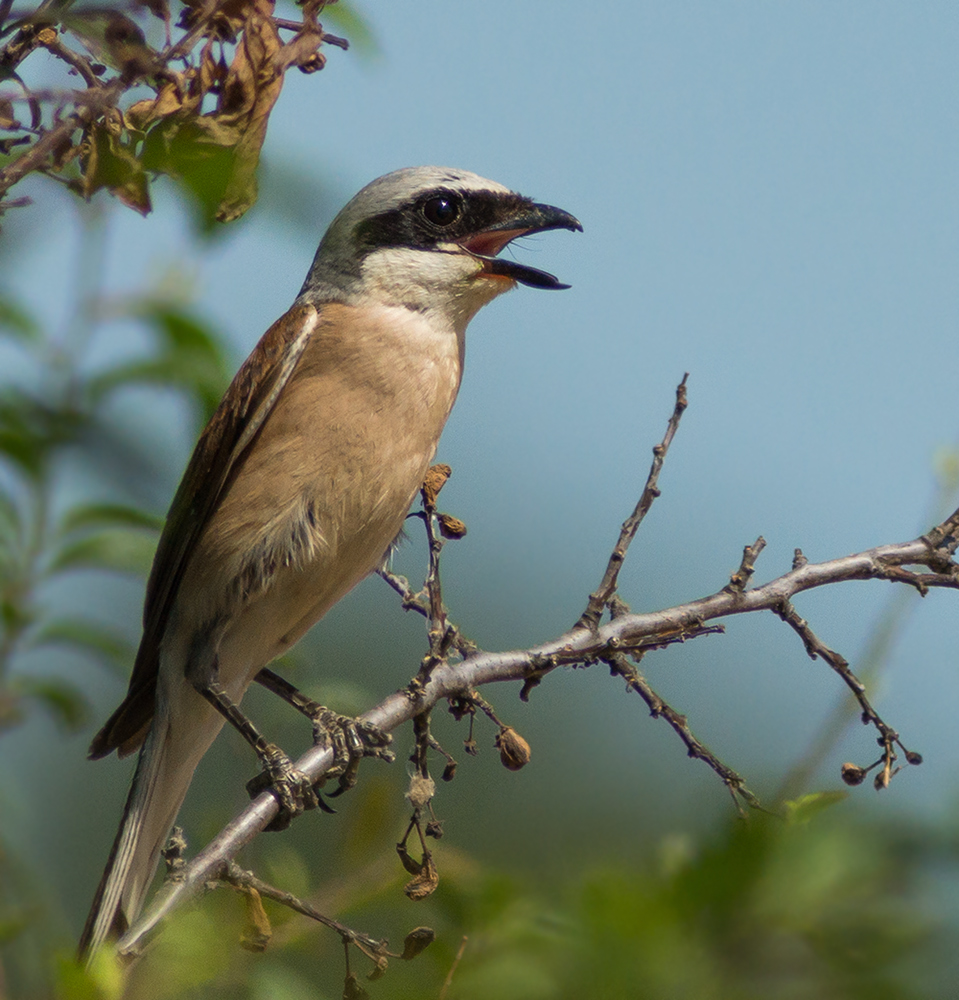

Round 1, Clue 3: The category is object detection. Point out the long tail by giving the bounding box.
[78,695,221,963]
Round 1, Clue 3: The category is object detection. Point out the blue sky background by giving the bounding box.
[5,0,959,928]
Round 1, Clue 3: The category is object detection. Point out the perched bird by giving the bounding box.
[79,166,581,960]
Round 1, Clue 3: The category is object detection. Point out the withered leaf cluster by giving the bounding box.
[0,0,347,223]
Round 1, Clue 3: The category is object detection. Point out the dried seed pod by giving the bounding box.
[840,762,866,786]
[496,726,531,771]
[438,514,467,539]
[406,774,435,810]
[422,464,452,506]
[401,926,436,961]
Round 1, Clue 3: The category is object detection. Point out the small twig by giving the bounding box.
[578,374,688,631]
[36,28,100,87]
[378,564,477,660]
[773,598,921,787]
[273,17,349,48]
[604,651,761,814]
[775,599,888,730]
[221,862,390,957]
[376,566,429,616]
[724,536,767,594]
[439,936,469,1000]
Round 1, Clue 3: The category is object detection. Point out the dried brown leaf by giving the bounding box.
[403,855,439,901]
[395,842,422,877]
[342,973,370,1000]
[178,0,258,42]
[195,39,227,99]
[27,95,41,131]
[239,886,272,951]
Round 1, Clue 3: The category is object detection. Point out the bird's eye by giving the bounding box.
[422,195,461,227]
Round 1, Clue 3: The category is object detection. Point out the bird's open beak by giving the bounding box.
[459,202,583,290]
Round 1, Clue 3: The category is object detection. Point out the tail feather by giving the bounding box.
[78,711,197,963]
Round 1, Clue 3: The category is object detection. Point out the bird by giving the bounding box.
[78,165,581,961]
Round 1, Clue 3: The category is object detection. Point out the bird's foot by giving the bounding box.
[246,742,319,832]
[311,709,395,796]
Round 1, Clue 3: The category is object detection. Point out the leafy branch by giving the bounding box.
[0,0,350,223]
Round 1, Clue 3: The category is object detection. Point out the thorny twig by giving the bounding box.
[222,861,389,954]
[114,382,959,960]
[577,373,688,630]
[220,862,435,983]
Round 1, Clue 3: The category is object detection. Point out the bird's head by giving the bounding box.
[301,167,582,330]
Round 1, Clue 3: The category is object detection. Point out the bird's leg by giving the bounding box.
[254,667,394,796]
[193,675,319,831]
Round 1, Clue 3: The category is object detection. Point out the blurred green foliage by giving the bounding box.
[39,792,959,1000]
[0,281,229,739]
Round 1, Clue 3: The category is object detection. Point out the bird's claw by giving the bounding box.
[311,710,394,796]
[246,742,319,832]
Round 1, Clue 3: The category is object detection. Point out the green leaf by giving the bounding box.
[29,618,133,671]
[0,911,31,944]
[1,598,34,636]
[0,295,40,341]
[50,528,157,576]
[783,790,848,825]
[0,486,22,551]
[59,502,163,535]
[141,116,245,233]
[90,304,229,420]
[0,392,86,477]
[321,1,380,58]
[14,675,89,731]
[79,121,152,217]
[57,949,125,1000]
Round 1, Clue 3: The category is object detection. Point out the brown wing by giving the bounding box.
[88,303,320,759]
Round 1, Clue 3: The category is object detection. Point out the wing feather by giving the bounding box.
[88,303,320,759]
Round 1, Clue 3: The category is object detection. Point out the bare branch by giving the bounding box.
[724,536,767,593]
[116,504,959,959]
[604,650,761,813]
[577,374,688,630]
